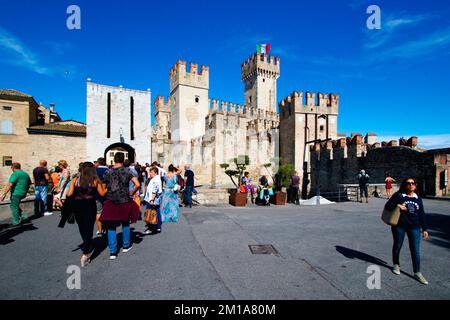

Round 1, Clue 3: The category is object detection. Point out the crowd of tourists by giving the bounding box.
[1,154,196,266]
[0,160,430,285]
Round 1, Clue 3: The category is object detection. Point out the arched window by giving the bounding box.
[1,119,13,134]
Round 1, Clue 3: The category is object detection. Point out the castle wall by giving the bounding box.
[310,136,450,197]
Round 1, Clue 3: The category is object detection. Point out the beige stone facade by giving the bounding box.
[0,90,86,187]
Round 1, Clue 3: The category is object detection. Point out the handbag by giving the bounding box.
[381,206,401,226]
[144,207,158,225]
[58,196,75,228]
[173,184,181,192]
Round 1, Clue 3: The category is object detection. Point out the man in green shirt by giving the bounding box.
[1,162,32,226]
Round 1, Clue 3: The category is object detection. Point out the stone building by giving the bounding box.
[278,91,340,181]
[86,81,151,165]
[0,89,86,186]
[310,133,450,197]
[152,53,283,187]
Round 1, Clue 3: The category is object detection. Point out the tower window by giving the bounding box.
[0,119,13,134]
[3,106,12,111]
[107,92,111,138]
[263,78,265,82]
[130,96,135,140]
[320,125,324,131]
[195,96,199,103]
[249,96,252,103]
[3,156,12,167]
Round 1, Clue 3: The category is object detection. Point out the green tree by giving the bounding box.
[220,155,250,188]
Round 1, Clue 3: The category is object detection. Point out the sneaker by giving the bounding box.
[44,212,53,216]
[414,272,429,285]
[392,264,401,275]
[122,246,133,253]
[156,229,161,233]
[80,255,90,267]
[109,254,117,260]
[144,229,152,235]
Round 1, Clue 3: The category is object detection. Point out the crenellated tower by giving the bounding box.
[241,53,280,112]
[169,60,210,143]
[279,90,340,196]
[153,95,172,140]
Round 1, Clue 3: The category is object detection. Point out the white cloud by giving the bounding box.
[364,13,433,49]
[377,134,450,149]
[0,27,53,75]
[376,27,450,60]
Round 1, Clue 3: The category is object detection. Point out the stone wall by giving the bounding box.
[0,133,86,187]
[194,188,229,205]
[310,135,450,197]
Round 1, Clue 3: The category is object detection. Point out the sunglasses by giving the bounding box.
[406,181,416,185]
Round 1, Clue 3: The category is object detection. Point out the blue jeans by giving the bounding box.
[34,185,48,215]
[107,222,131,254]
[391,226,421,273]
[184,186,193,207]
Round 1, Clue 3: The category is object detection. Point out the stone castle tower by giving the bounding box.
[242,53,280,112]
[86,81,151,165]
[279,91,339,193]
[169,61,210,143]
[152,52,281,187]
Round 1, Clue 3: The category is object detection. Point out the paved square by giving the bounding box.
[0,198,449,299]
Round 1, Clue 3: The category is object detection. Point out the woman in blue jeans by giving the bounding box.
[99,153,140,260]
[384,177,429,285]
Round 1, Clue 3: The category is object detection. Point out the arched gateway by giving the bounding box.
[104,143,136,165]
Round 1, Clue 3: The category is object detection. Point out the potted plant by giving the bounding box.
[271,163,293,205]
[220,155,250,207]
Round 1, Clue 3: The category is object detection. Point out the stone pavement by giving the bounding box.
[0,198,449,299]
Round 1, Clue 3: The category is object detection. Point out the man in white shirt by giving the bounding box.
[144,166,162,234]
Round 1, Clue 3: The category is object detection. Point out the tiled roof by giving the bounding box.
[27,122,86,137]
[0,89,32,98]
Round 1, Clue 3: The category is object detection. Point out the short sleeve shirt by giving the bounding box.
[145,175,162,205]
[9,170,31,196]
[33,167,49,186]
[103,167,133,204]
[184,170,194,187]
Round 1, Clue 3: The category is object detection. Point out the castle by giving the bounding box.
[1,51,448,197]
[151,52,339,187]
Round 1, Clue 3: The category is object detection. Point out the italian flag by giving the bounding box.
[256,44,271,54]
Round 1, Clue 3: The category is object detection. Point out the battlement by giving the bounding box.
[310,134,420,158]
[247,118,279,134]
[169,59,209,92]
[208,98,280,122]
[241,52,280,81]
[208,98,245,117]
[279,91,339,116]
[154,95,171,113]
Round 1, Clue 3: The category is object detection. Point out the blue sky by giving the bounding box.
[0,0,449,148]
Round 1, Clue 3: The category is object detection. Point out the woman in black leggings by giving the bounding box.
[67,162,106,267]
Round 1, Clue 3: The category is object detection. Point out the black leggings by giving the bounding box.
[74,200,97,254]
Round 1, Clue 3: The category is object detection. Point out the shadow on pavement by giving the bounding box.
[424,213,450,249]
[335,245,416,280]
[0,221,38,245]
[72,227,146,262]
